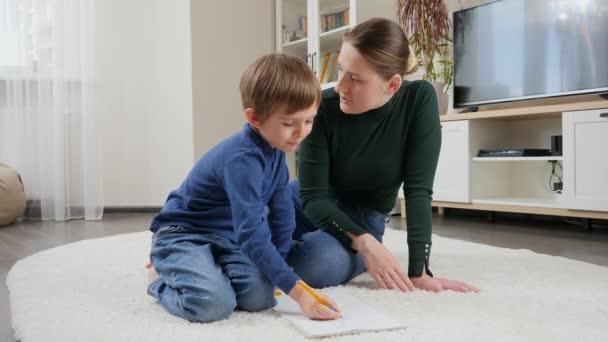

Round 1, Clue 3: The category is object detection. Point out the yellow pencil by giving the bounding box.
[297,280,337,312]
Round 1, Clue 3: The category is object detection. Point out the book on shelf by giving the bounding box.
[318,51,340,83]
[327,51,339,82]
[320,7,349,33]
[319,51,330,83]
[299,15,308,36]
[283,15,308,44]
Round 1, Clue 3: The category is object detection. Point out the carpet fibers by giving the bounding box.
[7,229,608,341]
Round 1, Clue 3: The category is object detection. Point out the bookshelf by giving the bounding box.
[276,0,397,88]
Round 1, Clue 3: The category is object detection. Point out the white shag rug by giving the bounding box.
[6,229,608,342]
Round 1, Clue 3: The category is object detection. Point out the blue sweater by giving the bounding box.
[150,124,299,293]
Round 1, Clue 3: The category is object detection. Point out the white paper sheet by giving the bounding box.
[274,288,407,338]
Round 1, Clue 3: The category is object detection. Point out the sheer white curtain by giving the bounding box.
[0,0,103,220]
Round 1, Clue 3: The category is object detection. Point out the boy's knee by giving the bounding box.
[181,292,237,323]
[298,259,349,288]
[289,233,352,287]
[237,277,276,312]
[171,281,236,323]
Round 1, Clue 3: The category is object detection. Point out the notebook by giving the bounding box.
[274,287,407,338]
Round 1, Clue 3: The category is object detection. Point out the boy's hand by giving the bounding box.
[288,283,341,320]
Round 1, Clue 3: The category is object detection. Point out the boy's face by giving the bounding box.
[247,103,317,153]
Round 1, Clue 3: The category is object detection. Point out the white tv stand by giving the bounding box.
[400,97,608,222]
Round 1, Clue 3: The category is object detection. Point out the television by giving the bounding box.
[453,0,608,108]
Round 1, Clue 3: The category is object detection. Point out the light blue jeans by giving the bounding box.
[148,225,276,323]
[147,181,388,322]
[286,180,389,288]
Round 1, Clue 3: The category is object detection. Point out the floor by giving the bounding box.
[1,212,607,342]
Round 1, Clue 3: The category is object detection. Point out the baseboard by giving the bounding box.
[24,199,93,218]
[439,207,608,228]
[104,207,162,214]
[24,200,161,216]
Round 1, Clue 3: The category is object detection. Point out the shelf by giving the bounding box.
[473,156,563,161]
[320,25,350,51]
[469,198,565,210]
[282,37,308,49]
[320,0,349,14]
[320,25,350,38]
[441,99,608,122]
[472,197,564,208]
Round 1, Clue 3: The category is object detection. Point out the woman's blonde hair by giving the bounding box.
[343,17,417,79]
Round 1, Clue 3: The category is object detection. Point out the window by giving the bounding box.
[0,0,23,66]
[0,0,55,71]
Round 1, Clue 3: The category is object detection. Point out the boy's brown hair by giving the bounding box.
[240,53,321,122]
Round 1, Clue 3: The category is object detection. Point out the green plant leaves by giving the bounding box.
[397,0,453,89]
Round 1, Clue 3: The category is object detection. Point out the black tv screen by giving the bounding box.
[453,0,608,107]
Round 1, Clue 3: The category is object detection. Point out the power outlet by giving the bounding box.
[553,181,563,192]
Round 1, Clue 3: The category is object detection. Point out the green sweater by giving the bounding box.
[298,80,441,277]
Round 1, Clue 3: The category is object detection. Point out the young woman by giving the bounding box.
[287,18,479,294]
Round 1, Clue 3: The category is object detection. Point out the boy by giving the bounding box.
[147,54,340,322]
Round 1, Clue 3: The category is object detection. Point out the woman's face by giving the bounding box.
[334,42,399,114]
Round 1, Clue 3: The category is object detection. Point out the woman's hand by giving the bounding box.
[410,267,480,293]
[352,234,416,292]
[288,282,342,320]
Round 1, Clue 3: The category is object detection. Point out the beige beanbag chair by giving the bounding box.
[0,163,26,226]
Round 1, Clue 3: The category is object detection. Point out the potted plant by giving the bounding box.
[397,0,453,115]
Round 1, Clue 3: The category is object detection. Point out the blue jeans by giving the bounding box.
[287,180,389,288]
[148,225,276,323]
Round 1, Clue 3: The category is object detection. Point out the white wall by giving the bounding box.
[96,0,275,207]
[96,0,194,207]
[190,0,275,159]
